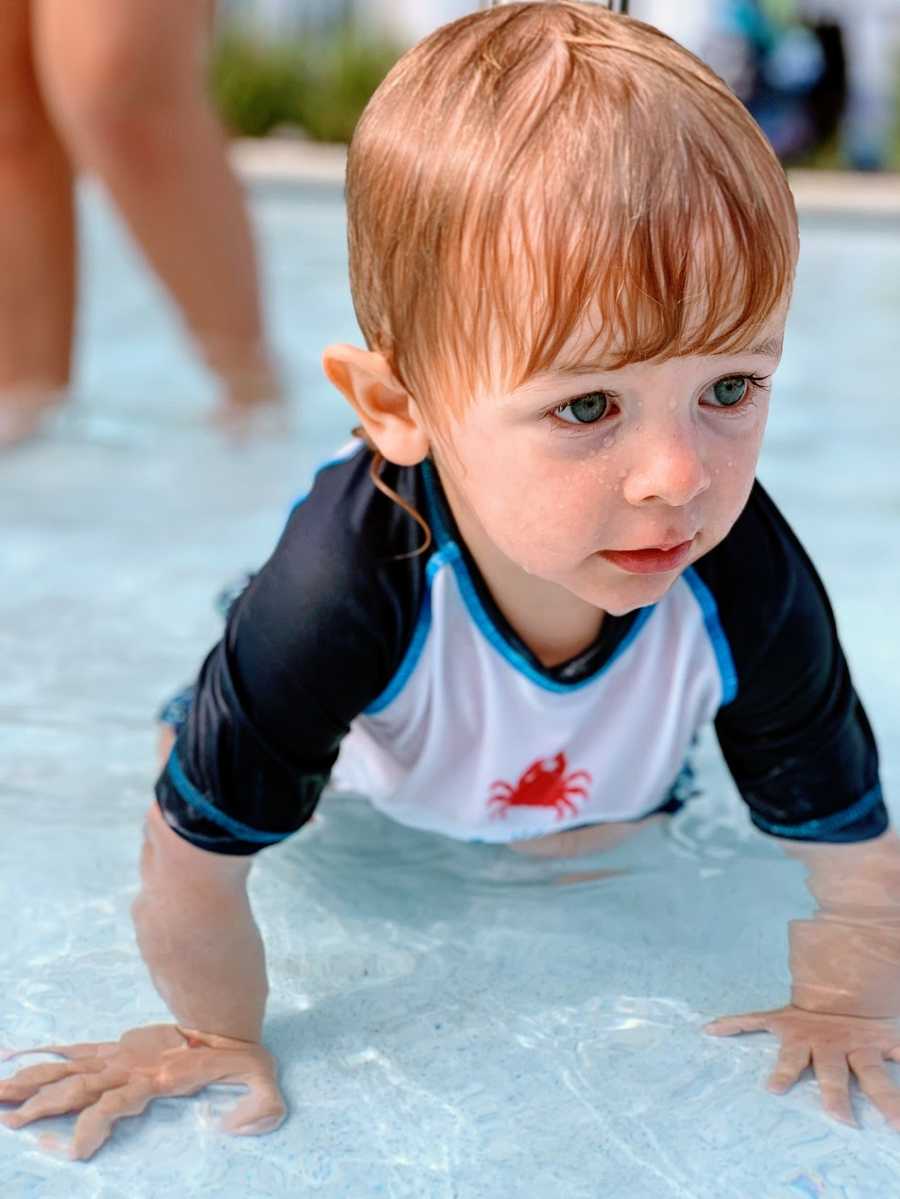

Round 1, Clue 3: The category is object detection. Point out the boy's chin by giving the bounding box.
[571,567,686,617]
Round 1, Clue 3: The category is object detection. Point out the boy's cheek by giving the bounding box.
[480,483,609,570]
[492,446,627,526]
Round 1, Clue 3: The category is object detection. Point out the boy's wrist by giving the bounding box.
[789,918,900,1019]
[175,1025,266,1050]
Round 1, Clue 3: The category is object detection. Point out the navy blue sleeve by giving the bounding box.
[695,482,887,844]
[154,447,428,854]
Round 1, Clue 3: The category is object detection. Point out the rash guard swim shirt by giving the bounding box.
[156,441,888,854]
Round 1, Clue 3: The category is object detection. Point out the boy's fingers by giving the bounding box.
[70,1080,153,1161]
[0,1033,286,1156]
[849,1049,900,1130]
[703,1013,768,1037]
[8,1041,117,1062]
[810,1049,856,1126]
[0,1073,107,1128]
[0,1061,88,1102]
[765,1041,810,1094]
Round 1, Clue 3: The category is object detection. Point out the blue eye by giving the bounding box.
[708,376,750,407]
[556,392,610,425]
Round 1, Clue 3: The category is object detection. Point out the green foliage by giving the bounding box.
[209,26,400,143]
[210,35,306,138]
[298,28,400,144]
[211,22,900,170]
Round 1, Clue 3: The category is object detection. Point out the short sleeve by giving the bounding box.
[696,482,888,844]
[154,447,428,854]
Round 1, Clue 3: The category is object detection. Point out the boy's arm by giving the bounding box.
[786,829,900,1019]
[705,829,900,1130]
[696,487,899,1121]
[0,803,282,1159]
[131,802,269,1043]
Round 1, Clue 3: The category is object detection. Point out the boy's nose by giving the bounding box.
[621,426,711,509]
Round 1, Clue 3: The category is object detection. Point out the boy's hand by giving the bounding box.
[0,1024,285,1160]
[704,1005,900,1129]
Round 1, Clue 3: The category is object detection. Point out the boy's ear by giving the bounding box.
[322,344,429,466]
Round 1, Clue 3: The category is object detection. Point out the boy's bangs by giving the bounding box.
[450,103,798,397]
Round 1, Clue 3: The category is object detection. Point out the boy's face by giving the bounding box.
[433,307,787,620]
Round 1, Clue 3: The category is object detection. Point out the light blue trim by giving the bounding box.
[287,439,366,516]
[364,547,457,714]
[451,554,656,694]
[682,567,738,706]
[166,750,288,845]
[419,459,657,694]
[750,784,885,840]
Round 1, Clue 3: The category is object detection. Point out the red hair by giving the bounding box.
[346,0,798,417]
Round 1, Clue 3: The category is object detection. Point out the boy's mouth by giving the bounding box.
[599,537,695,575]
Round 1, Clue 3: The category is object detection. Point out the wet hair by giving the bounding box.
[345,0,798,421]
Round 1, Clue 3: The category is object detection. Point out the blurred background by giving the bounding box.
[214,0,900,169]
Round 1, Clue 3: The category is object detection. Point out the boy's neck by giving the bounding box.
[433,464,605,668]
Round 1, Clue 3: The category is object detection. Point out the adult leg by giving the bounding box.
[35,0,277,419]
[0,0,75,445]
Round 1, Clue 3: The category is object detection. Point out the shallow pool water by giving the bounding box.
[1,182,899,1198]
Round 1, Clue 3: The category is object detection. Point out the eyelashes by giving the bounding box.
[743,372,773,393]
[549,372,772,429]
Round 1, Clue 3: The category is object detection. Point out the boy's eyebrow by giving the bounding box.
[535,336,785,381]
[520,333,786,388]
[717,336,784,359]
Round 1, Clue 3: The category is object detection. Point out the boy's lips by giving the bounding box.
[598,537,696,575]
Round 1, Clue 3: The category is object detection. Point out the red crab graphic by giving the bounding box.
[488,752,592,821]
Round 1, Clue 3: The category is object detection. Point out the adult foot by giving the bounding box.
[201,338,288,440]
[0,384,67,448]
